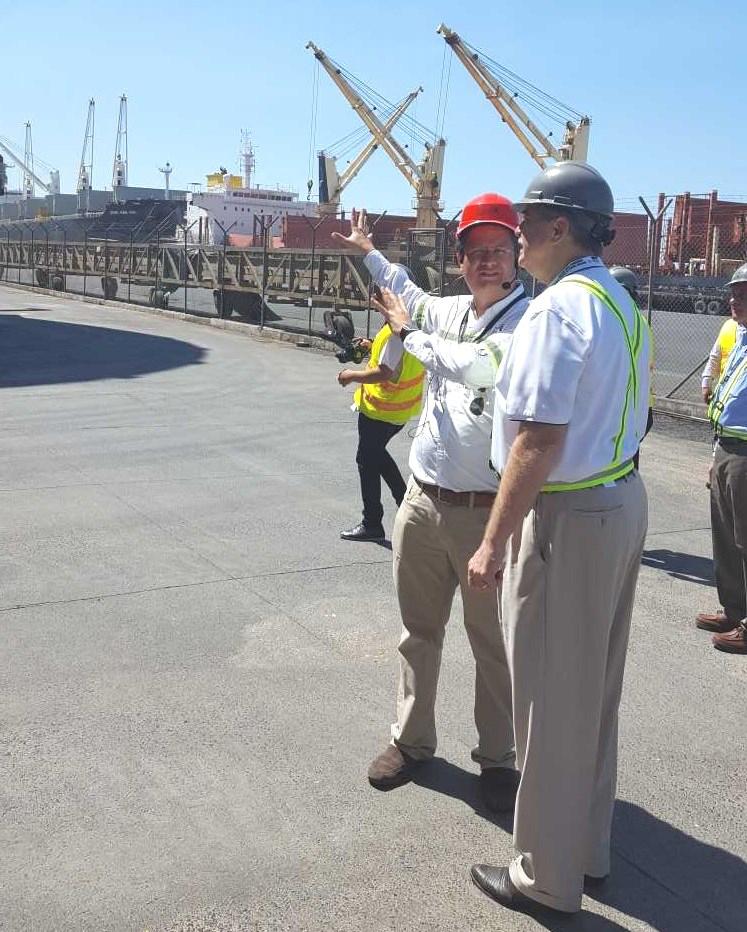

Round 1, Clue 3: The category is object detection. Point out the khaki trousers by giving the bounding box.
[503,473,647,913]
[390,479,515,769]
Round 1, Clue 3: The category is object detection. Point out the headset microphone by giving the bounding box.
[502,281,512,290]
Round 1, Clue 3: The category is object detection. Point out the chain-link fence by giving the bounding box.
[1,191,745,408]
[607,193,746,403]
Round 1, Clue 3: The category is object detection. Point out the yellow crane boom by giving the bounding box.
[437,24,590,168]
[306,41,445,227]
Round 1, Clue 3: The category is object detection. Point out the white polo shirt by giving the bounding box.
[364,249,529,491]
[491,256,651,483]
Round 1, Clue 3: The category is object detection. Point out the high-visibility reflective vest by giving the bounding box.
[542,275,648,493]
[717,319,738,376]
[708,331,747,440]
[354,325,425,425]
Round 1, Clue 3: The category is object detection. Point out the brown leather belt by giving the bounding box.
[414,477,496,508]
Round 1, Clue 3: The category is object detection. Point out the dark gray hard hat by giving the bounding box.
[728,262,747,286]
[610,266,639,293]
[514,161,614,219]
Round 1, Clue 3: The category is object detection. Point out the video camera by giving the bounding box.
[323,310,367,363]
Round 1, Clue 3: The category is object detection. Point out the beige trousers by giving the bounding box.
[504,472,647,913]
[390,479,515,769]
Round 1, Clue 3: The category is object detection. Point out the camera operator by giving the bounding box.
[337,284,425,542]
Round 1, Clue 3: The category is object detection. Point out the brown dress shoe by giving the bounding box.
[712,621,747,654]
[695,611,736,633]
[367,744,422,789]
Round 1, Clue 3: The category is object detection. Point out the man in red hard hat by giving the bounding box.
[333,195,529,809]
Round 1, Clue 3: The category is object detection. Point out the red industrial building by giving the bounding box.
[663,191,747,274]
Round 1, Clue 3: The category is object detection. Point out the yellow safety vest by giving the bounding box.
[542,275,647,493]
[718,319,738,376]
[354,325,425,425]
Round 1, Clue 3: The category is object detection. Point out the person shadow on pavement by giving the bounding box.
[0,314,205,388]
[413,761,745,932]
[641,548,714,587]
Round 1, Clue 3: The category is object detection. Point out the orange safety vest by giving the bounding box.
[354,325,424,425]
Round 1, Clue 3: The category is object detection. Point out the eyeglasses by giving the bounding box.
[463,246,515,264]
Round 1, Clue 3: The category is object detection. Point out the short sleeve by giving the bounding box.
[499,303,590,424]
[379,332,404,371]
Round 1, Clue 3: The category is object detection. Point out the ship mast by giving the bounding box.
[240,131,255,190]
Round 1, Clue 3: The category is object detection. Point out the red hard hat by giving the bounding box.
[456,193,519,239]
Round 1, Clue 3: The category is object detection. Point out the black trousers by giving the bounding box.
[633,407,655,470]
[710,440,747,623]
[356,412,406,528]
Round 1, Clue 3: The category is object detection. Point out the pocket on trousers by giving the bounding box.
[571,505,624,517]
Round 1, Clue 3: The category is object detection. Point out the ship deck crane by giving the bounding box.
[112,94,128,195]
[77,98,95,211]
[318,87,422,217]
[306,41,445,227]
[437,23,590,168]
[0,134,58,196]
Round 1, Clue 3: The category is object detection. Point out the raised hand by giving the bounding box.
[331,208,375,254]
[371,288,411,337]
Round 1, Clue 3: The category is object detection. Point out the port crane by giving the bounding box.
[306,41,446,227]
[437,23,590,168]
[0,128,60,197]
[112,94,128,192]
[77,98,95,211]
[316,87,421,217]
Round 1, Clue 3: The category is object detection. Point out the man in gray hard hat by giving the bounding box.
[467,161,650,915]
[696,261,747,654]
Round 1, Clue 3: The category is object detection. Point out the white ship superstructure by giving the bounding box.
[186,136,317,244]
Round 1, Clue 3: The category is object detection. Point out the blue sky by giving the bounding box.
[4,1,745,215]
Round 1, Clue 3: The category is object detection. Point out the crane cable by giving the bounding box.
[307,59,320,194]
[434,43,452,142]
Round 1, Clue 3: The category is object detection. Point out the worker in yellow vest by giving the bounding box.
[702,317,739,403]
[609,267,654,468]
[338,289,424,542]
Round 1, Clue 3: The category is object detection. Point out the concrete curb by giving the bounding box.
[653,397,709,422]
[2,281,338,355]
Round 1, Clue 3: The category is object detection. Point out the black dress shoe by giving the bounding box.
[340,522,385,542]
[471,864,533,912]
[479,767,520,813]
[584,873,609,888]
[470,864,572,915]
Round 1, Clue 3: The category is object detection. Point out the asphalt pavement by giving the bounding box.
[3,266,728,401]
[1,283,745,932]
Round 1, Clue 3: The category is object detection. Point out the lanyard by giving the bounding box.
[550,255,604,286]
[457,289,525,344]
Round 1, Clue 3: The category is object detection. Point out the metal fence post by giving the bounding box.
[302,215,328,335]
[28,226,35,284]
[260,215,275,330]
[83,231,88,296]
[17,227,23,284]
[183,219,199,315]
[128,232,133,304]
[154,230,161,304]
[638,195,673,326]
